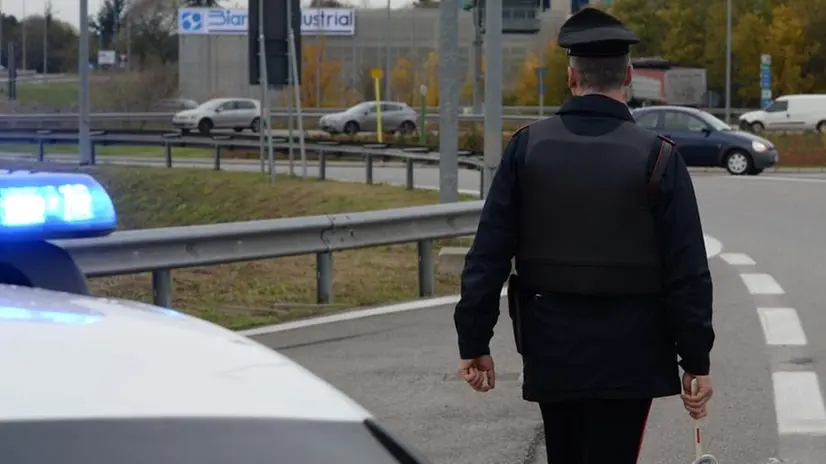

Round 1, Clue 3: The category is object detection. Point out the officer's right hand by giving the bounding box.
[459,355,496,393]
[681,372,713,420]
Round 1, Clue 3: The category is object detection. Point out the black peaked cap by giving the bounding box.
[558,8,640,57]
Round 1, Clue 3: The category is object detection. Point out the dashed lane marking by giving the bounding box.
[741,273,786,295]
[757,307,808,346]
[773,372,826,435]
[720,252,757,265]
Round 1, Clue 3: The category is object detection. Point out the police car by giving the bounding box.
[0,171,430,463]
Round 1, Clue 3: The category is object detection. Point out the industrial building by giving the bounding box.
[178,1,610,104]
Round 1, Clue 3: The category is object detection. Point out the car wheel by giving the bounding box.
[817,121,826,133]
[198,119,213,135]
[749,122,765,133]
[251,117,261,133]
[724,149,753,175]
[343,121,360,135]
[398,121,416,135]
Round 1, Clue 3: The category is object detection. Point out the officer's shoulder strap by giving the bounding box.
[511,122,533,140]
[646,135,675,198]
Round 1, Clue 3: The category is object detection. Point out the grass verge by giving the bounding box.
[0,143,387,163]
[0,161,475,329]
[14,81,79,108]
[0,144,212,158]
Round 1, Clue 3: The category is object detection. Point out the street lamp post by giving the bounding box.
[79,0,91,165]
[724,0,732,122]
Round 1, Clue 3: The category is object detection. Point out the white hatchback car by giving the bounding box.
[173,97,262,136]
[0,170,431,464]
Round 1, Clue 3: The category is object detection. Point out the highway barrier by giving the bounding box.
[55,201,484,308]
[0,128,498,196]
[0,108,755,129]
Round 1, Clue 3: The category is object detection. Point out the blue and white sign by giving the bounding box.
[177,7,356,36]
[302,8,356,35]
[178,8,247,34]
[760,54,772,109]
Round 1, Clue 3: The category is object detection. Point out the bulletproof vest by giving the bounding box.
[515,116,662,295]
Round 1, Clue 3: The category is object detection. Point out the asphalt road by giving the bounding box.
[244,173,826,464]
[249,253,777,464]
[3,149,825,462]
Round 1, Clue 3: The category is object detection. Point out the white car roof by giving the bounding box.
[0,285,372,423]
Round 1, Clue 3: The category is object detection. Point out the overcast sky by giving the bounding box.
[2,0,410,29]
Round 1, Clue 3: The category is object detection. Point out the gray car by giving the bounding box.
[319,101,419,135]
[173,98,261,135]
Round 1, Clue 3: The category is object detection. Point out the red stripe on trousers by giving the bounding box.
[636,400,653,462]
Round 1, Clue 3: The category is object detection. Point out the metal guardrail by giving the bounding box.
[270,106,754,117]
[55,201,484,307]
[0,129,495,196]
[0,107,753,126]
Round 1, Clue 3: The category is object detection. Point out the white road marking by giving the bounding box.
[732,176,826,184]
[757,308,808,346]
[240,288,509,336]
[720,252,756,265]
[773,372,826,435]
[704,235,722,259]
[740,273,785,294]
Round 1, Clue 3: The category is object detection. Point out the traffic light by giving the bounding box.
[248,0,302,88]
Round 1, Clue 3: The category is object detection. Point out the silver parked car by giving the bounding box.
[173,97,261,135]
[319,101,419,135]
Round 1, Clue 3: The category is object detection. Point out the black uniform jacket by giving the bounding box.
[453,95,715,402]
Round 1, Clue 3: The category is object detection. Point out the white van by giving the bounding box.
[738,94,826,133]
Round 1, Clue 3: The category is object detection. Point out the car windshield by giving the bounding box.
[2,418,404,464]
[197,100,225,111]
[347,102,372,113]
[696,111,732,131]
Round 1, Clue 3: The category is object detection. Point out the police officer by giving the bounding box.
[453,7,715,463]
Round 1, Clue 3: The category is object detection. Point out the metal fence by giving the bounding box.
[0,129,494,194]
[0,107,754,127]
[55,201,483,307]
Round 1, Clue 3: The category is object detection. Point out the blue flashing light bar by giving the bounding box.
[0,171,117,240]
[0,306,102,325]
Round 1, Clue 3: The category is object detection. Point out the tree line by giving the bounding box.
[306,0,826,109]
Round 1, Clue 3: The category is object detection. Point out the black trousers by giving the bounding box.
[539,398,653,464]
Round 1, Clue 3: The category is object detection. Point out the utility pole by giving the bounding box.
[472,7,483,114]
[287,0,307,178]
[482,0,502,197]
[126,12,131,71]
[384,0,391,101]
[113,0,119,67]
[438,0,459,202]
[42,2,49,74]
[21,1,25,71]
[0,0,4,69]
[79,0,92,165]
[724,0,732,122]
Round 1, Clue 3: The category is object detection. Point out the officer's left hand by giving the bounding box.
[459,355,496,392]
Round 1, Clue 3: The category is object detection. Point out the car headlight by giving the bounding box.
[752,141,768,152]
